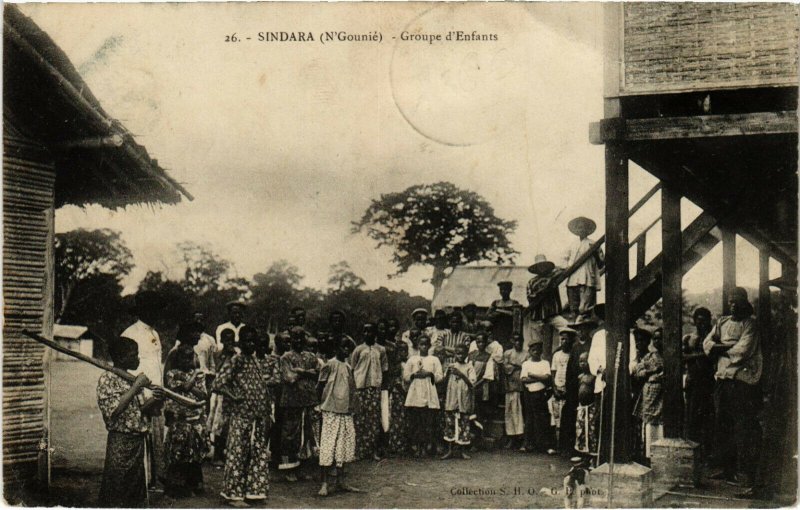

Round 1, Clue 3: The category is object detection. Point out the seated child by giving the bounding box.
[317,340,362,496]
[403,335,444,457]
[574,352,598,460]
[97,337,165,508]
[163,324,210,497]
[563,456,589,509]
[212,326,281,505]
[442,344,477,460]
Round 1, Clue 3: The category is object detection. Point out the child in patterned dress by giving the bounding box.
[441,344,477,460]
[317,340,363,496]
[97,337,165,508]
[163,326,210,497]
[212,326,280,505]
[208,328,236,466]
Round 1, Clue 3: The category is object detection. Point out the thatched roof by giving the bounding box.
[3,5,192,208]
[432,265,534,311]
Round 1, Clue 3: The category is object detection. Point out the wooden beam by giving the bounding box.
[636,239,646,274]
[759,250,771,348]
[602,141,633,464]
[661,184,683,438]
[722,228,737,315]
[590,111,797,144]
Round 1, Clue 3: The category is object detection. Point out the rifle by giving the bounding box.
[23,330,204,408]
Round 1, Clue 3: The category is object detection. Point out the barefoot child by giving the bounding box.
[97,337,165,508]
[468,333,496,442]
[549,328,574,451]
[386,342,410,456]
[317,340,361,496]
[403,335,444,457]
[163,324,210,497]
[212,326,280,504]
[442,344,477,460]
[279,327,319,480]
[502,334,527,450]
[574,352,598,462]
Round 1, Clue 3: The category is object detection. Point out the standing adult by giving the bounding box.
[488,281,521,349]
[215,301,247,349]
[462,303,481,336]
[703,287,762,488]
[120,290,166,492]
[564,217,604,321]
[526,254,567,357]
[682,307,715,460]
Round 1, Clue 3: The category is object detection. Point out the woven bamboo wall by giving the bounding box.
[3,127,55,489]
[621,3,799,95]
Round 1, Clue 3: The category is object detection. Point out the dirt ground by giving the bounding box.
[20,361,783,508]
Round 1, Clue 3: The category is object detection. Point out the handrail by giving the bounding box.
[527,182,662,312]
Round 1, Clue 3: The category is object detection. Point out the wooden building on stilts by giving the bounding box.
[3,5,191,497]
[582,3,797,505]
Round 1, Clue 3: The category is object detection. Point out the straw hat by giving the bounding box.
[411,308,429,319]
[225,300,248,311]
[568,216,597,237]
[528,254,555,275]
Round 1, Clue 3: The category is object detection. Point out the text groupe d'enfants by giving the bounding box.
[252,30,498,43]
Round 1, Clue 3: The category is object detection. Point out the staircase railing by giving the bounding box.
[527,181,662,312]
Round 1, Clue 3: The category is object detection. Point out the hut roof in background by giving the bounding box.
[3,5,192,208]
[52,325,89,340]
[432,265,531,310]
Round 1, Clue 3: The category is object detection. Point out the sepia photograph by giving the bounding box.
[2,1,798,508]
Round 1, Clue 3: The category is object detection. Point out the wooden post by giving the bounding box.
[721,228,736,315]
[758,250,771,346]
[661,185,683,438]
[602,141,632,464]
[636,239,646,274]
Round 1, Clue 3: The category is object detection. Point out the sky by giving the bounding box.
[19,2,773,300]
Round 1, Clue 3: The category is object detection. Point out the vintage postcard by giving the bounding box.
[2,2,797,508]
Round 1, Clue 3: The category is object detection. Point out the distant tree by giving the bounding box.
[328,261,366,292]
[353,182,518,296]
[249,260,306,332]
[177,242,236,295]
[55,228,133,322]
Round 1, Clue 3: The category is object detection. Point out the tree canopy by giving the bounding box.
[353,181,518,294]
[55,228,133,322]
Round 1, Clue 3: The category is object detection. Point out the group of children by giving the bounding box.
[97,309,627,508]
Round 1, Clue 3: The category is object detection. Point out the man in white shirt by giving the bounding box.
[120,290,166,491]
[586,305,637,394]
[215,301,247,349]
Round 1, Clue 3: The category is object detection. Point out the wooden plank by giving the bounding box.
[722,228,737,315]
[626,111,798,141]
[602,141,633,464]
[593,111,798,144]
[661,185,684,438]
